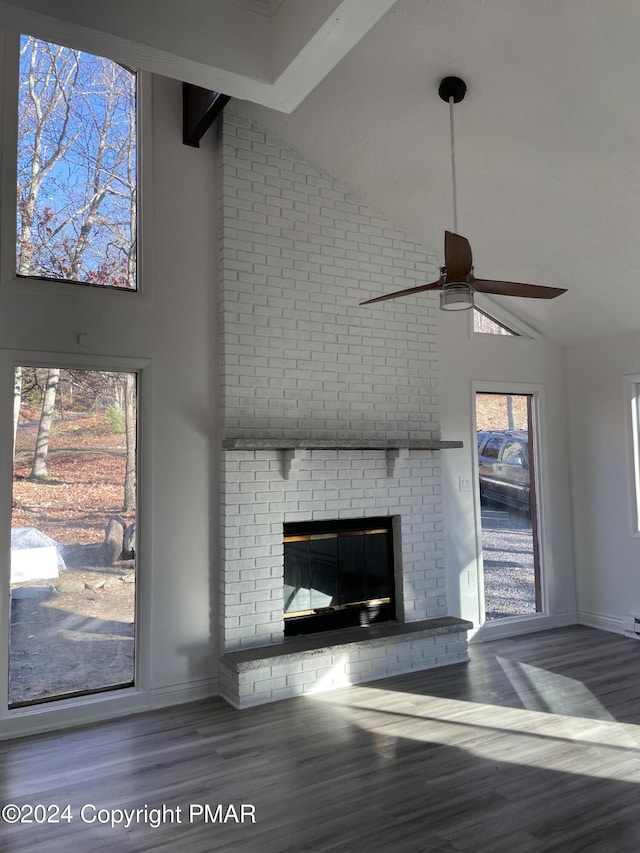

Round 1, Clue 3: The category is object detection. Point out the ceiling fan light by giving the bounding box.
[440,282,474,311]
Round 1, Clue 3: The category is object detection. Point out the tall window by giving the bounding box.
[476,392,542,621]
[16,36,137,288]
[10,367,137,706]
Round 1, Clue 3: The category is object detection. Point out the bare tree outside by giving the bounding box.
[13,366,22,456]
[506,394,515,430]
[123,373,137,512]
[16,34,138,501]
[29,367,60,480]
[18,366,137,506]
[17,35,136,287]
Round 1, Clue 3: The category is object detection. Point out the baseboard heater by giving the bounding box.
[623,615,640,640]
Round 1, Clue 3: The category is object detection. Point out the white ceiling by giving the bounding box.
[0,0,395,111]
[2,0,639,345]
[238,0,640,346]
[222,0,285,16]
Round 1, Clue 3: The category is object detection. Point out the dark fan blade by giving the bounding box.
[444,231,473,281]
[360,279,442,305]
[471,278,567,299]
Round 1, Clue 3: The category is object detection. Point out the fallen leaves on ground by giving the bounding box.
[13,412,135,544]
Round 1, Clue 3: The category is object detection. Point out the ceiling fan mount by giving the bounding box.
[438,75,467,104]
[360,76,567,310]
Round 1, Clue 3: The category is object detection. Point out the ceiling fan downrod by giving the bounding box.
[438,77,472,308]
[438,76,467,236]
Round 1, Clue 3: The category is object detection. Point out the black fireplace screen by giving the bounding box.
[283,517,395,636]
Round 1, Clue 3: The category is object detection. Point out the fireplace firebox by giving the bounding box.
[283,517,396,636]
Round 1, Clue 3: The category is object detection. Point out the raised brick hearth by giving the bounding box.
[220,616,472,709]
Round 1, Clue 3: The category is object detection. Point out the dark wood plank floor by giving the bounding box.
[2,625,640,852]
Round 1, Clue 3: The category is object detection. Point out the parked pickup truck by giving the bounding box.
[477,429,530,511]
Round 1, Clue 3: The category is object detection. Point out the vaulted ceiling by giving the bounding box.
[2,0,639,345]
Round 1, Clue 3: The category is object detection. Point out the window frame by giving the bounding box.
[0,26,155,733]
[625,374,640,537]
[0,31,153,304]
[0,349,151,725]
[471,381,549,628]
[8,362,140,708]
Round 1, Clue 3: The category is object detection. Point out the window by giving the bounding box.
[502,439,526,466]
[473,307,518,336]
[0,30,148,730]
[10,367,137,706]
[481,436,503,460]
[476,393,542,621]
[16,36,137,288]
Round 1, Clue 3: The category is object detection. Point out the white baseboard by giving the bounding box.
[0,677,220,742]
[469,610,578,642]
[149,676,219,706]
[576,609,625,636]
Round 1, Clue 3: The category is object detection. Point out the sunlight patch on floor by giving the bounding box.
[496,655,616,720]
[308,681,640,781]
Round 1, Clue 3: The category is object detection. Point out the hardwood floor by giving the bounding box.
[2,626,640,852]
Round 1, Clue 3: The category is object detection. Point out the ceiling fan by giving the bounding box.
[361,77,567,311]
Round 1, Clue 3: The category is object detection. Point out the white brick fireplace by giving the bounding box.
[217,111,471,708]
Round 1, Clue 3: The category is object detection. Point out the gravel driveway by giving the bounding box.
[481,505,537,620]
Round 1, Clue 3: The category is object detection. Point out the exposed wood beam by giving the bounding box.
[182,83,230,147]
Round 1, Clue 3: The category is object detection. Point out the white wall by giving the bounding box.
[567,331,640,633]
[0,70,219,737]
[439,309,577,638]
[143,75,218,696]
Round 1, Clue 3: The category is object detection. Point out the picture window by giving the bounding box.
[16,35,137,289]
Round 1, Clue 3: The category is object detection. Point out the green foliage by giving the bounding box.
[22,386,44,405]
[105,403,124,434]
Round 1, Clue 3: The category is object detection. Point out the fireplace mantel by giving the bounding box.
[222,437,463,477]
[222,438,463,450]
